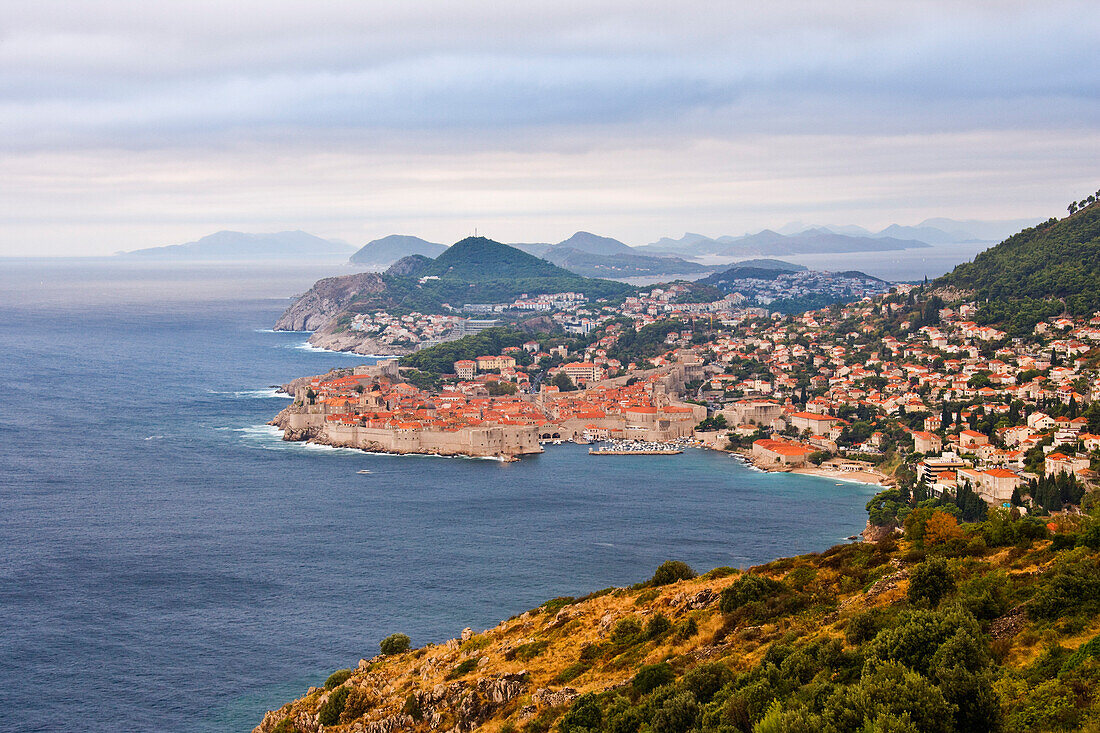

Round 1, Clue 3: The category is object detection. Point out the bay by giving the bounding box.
[0,260,877,732]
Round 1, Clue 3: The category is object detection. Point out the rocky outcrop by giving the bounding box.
[305,329,417,357]
[386,254,433,278]
[274,272,385,332]
[861,519,898,543]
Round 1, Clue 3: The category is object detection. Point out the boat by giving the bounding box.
[357,470,371,474]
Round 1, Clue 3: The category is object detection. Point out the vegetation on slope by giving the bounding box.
[256,506,1100,733]
[937,198,1100,336]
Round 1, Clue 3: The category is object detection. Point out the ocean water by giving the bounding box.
[0,260,877,733]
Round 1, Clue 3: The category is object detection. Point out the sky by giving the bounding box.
[1,1,1098,256]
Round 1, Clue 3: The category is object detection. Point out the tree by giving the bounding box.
[380,633,411,655]
[923,512,963,546]
[650,560,697,586]
[907,557,956,607]
[552,372,576,391]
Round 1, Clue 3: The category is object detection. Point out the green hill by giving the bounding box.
[937,200,1100,335]
[426,237,573,281]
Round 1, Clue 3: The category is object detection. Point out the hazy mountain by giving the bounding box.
[731,258,808,271]
[509,243,554,257]
[917,217,1043,243]
[777,222,873,237]
[349,235,447,266]
[554,231,635,256]
[119,230,355,260]
[541,247,715,278]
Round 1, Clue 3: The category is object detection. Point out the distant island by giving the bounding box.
[117,230,355,260]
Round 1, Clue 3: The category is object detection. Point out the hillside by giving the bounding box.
[119,230,354,260]
[273,237,633,343]
[697,261,804,285]
[936,201,1100,336]
[350,236,448,267]
[425,237,573,281]
[543,248,714,278]
[254,512,1100,733]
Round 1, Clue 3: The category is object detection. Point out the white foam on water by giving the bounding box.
[208,388,292,399]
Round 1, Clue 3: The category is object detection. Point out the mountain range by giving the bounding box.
[117,215,1042,271]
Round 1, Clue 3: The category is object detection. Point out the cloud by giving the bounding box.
[0,0,1097,254]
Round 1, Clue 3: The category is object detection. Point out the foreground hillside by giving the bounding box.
[255,512,1100,733]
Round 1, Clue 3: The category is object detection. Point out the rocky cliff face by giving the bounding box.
[274,272,385,332]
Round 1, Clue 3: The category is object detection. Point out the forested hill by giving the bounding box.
[936,200,1100,334]
[425,237,574,281]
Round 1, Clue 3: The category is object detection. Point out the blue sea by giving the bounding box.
[0,260,878,733]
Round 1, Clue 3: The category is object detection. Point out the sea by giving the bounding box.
[0,259,879,733]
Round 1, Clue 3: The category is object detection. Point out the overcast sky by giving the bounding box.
[2,0,1098,255]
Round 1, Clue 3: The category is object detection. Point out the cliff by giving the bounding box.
[274,273,386,332]
[253,522,1100,733]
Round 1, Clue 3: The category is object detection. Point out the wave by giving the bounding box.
[143,435,167,441]
[289,341,365,357]
[232,425,365,455]
[207,388,292,399]
[254,328,312,334]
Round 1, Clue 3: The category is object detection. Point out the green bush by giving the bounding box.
[447,658,479,679]
[508,640,549,662]
[611,617,644,644]
[679,662,733,704]
[906,557,955,607]
[845,608,889,645]
[380,633,411,655]
[324,668,353,690]
[560,693,603,733]
[719,574,785,613]
[645,614,672,639]
[633,662,676,694]
[318,687,350,726]
[650,561,697,587]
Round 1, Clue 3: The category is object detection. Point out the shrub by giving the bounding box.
[508,640,549,662]
[650,561,697,587]
[560,693,603,733]
[318,687,350,726]
[380,633,411,655]
[719,574,785,613]
[651,691,699,733]
[447,658,479,679]
[907,557,955,607]
[1029,551,1100,621]
[633,662,675,694]
[339,688,375,723]
[324,668,353,690]
[541,596,576,614]
[611,617,644,644]
[677,617,698,639]
[845,608,889,645]
[645,614,672,639]
[402,693,423,721]
[679,662,733,703]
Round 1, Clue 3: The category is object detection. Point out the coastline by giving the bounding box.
[727,447,890,487]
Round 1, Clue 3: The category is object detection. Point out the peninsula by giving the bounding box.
[258,198,1100,732]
